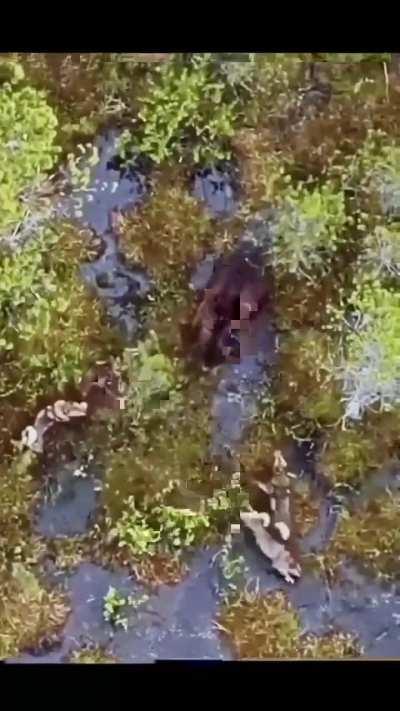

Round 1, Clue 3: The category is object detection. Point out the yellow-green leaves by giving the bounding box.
[123,55,238,165]
[275,181,347,274]
[0,84,60,231]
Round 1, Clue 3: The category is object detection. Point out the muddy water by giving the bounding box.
[59,130,149,235]
[35,458,102,538]
[35,132,152,541]
[9,554,232,663]
[60,130,153,342]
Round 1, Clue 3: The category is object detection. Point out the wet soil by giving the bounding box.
[6,56,400,661]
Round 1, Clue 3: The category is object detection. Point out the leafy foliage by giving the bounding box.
[347,130,400,219]
[360,224,400,278]
[111,484,210,559]
[109,478,248,560]
[121,54,238,164]
[0,83,60,230]
[122,332,183,426]
[0,58,25,85]
[339,282,400,420]
[274,181,347,274]
[103,587,129,630]
[0,227,112,404]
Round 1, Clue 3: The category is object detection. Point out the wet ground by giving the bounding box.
[7,90,400,661]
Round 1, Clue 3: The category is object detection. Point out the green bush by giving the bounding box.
[339,282,400,420]
[0,58,25,85]
[112,488,210,558]
[360,224,400,278]
[110,479,248,559]
[0,83,60,230]
[122,332,184,426]
[274,181,347,274]
[121,54,238,165]
[345,130,400,219]
[0,228,111,404]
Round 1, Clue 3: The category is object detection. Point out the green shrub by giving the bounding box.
[339,282,400,420]
[345,130,400,219]
[121,54,238,165]
[0,227,112,404]
[274,181,347,275]
[360,224,400,278]
[0,83,60,230]
[103,587,129,630]
[0,58,25,85]
[109,479,248,560]
[111,488,210,559]
[122,332,184,426]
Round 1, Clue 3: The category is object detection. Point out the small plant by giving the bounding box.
[111,486,210,559]
[112,503,162,557]
[217,53,257,94]
[274,181,347,275]
[109,479,248,561]
[120,54,238,165]
[123,331,183,426]
[338,282,400,421]
[213,534,248,589]
[360,224,400,279]
[0,82,60,231]
[0,58,25,85]
[103,587,129,631]
[347,130,400,219]
[277,328,343,426]
[317,427,382,485]
[69,643,116,664]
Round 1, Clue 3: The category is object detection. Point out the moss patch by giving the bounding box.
[120,168,215,280]
[325,492,400,581]
[219,590,361,659]
[316,408,400,486]
[0,564,69,660]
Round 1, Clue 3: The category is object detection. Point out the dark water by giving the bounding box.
[9,543,400,662]
[60,130,149,235]
[58,129,153,342]
[80,232,152,343]
[35,459,101,538]
[9,554,232,663]
[192,165,238,218]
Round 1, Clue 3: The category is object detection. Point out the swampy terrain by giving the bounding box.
[3,52,400,662]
